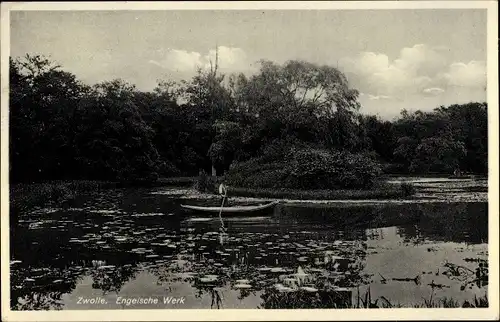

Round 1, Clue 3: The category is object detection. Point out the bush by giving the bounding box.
[227,186,405,200]
[194,170,216,193]
[225,147,382,190]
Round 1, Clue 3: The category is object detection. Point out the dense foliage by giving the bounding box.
[226,148,381,189]
[9,54,488,186]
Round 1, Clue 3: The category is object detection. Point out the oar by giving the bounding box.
[218,183,228,235]
[218,193,226,233]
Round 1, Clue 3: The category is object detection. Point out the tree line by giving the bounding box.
[9,54,488,185]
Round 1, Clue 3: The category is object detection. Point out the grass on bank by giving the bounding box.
[9,181,117,223]
[226,185,413,200]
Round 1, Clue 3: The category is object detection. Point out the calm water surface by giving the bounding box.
[10,188,488,310]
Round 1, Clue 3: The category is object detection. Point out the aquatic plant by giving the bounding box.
[462,295,489,308]
[442,260,488,290]
[353,287,488,309]
[259,287,353,309]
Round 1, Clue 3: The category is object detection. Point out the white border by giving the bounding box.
[1,1,498,321]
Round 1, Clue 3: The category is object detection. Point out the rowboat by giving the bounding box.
[180,200,279,216]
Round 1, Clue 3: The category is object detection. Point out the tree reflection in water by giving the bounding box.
[10,265,80,310]
[15,291,65,311]
[396,203,487,245]
[90,263,140,295]
[145,235,370,309]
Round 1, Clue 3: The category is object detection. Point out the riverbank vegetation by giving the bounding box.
[260,287,488,309]
[226,185,409,201]
[10,54,487,190]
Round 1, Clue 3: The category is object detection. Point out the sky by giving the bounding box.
[10,9,487,120]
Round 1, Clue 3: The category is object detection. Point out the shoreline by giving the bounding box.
[8,176,488,221]
[151,187,488,205]
[9,178,488,209]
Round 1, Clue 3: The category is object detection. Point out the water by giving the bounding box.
[10,188,488,310]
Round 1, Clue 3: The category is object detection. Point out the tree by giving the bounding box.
[231,60,362,156]
[411,136,466,173]
[392,103,487,174]
[9,55,88,182]
[75,79,163,181]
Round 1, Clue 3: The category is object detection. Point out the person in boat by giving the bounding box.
[218,183,228,197]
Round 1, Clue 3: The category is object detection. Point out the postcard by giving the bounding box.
[1,1,498,321]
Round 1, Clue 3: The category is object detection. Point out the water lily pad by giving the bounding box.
[274,283,295,293]
[236,279,251,284]
[176,272,197,279]
[89,209,123,214]
[333,287,351,292]
[204,274,218,279]
[234,283,252,289]
[199,276,218,283]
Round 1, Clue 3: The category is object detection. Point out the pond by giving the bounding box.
[10,187,488,310]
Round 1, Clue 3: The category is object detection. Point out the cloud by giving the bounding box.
[442,60,486,88]
[422,87,445,96]
[149,46,250,73]
[148,49,202,72]
[206,46,249,71]
[368,94,392,100]
[393,44,448,77]
[341,44,486,103]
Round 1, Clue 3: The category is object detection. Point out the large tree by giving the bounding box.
[227,60,362,161]
[9,55,88,182]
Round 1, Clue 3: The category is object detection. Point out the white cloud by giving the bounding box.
[149,49,203,72]
[340,44,486,101]
[341,44,447,97]
[342,52,389,76]
[205,46,249,71]
[368,94,392,100]
[149,46,250,73]
[393,44,448,77]
[422,87,445,96]
[442,60,486,88]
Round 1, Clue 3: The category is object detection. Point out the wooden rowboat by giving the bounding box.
[180,201,279,215]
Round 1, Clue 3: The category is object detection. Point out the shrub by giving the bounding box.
[194,170,216,193]
[225,147,382,190]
